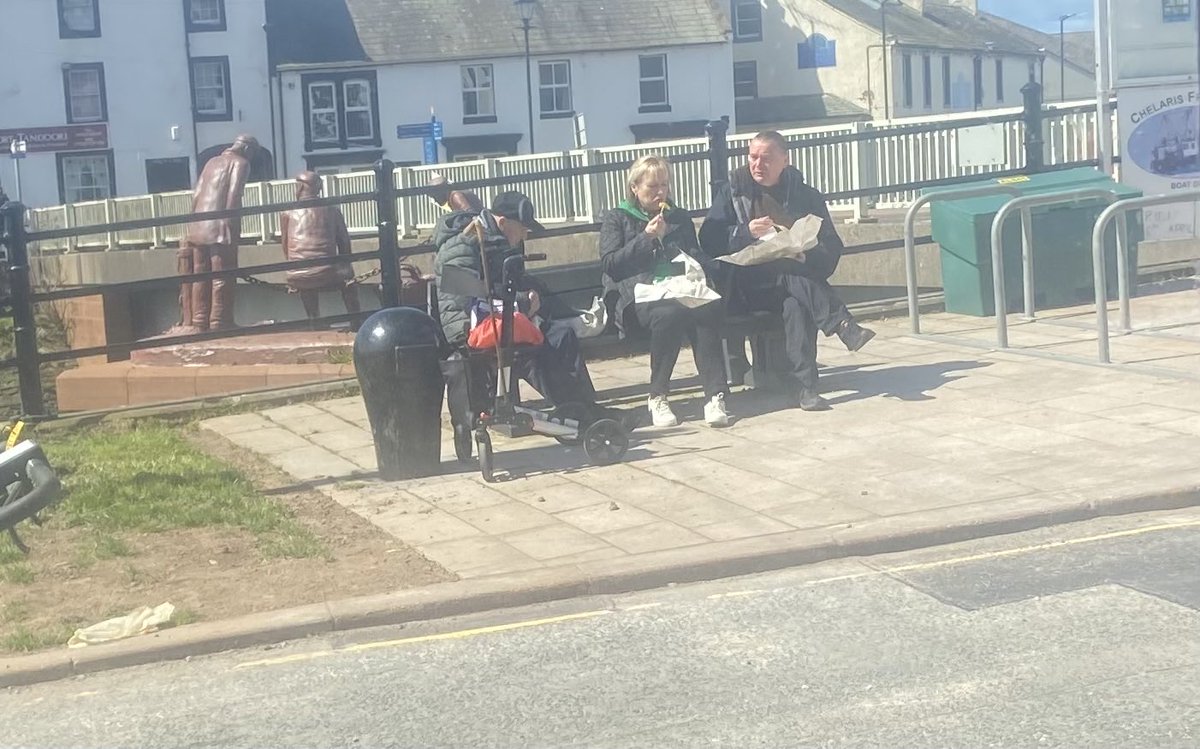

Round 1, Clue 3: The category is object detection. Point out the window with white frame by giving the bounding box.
[462,65,495,121]
[308,82,339,143]
[190,57,231,119]
[733,61,758,99]
[995,58,1004,102]
[732,0,762,41]
[64,64,105,123]
[343,79,374,138]
[58,0,99,37]
[453,152,509,162]
[942,55,952,106]
[188,0,225,30]
[638,54,669,108]
[538,60,572,116]
[922,54,932,109]
[902,53,913,108]
[59,152,113,203]
[302,72,380,149]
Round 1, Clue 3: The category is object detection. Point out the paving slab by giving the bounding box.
[196,284,1200,585]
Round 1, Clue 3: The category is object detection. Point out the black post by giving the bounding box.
[1021,80,1045,173]
[1058,18,1067,103]
[522,19,535,154]
[374,159,401,309]
[705,116,730,198]
[1,202,45,417]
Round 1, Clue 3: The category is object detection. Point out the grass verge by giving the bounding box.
[0,421,328,590]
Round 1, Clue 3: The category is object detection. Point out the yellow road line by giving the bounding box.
[231,518,1200,671]
[233,609,610,671]
[883,519,1200,575]
[802,518,1200,589]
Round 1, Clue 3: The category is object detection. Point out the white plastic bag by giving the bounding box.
[633,253,722,309]
[68,603,176,648]
[546,294,608,339]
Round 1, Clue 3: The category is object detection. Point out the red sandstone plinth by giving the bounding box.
[58,330,359,412]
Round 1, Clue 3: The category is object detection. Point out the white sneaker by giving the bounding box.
[704,393,731,428]
[647,395,679,427]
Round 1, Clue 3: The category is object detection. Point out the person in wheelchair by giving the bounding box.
[434,191,619,433]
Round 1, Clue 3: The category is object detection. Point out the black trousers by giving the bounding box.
[634,299,728,399]
[520,324,597,406]
[738,264,851,389]
[444,325,597,431]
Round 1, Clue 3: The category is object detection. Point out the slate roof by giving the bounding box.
[1061,31,1096,72]
[736,93,869,127]
[268,0,731,68]
[818,0,1044,57]
[978,13,1096,75]
[267,0,366,68]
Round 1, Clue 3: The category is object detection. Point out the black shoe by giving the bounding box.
[797,388,831,412]
[837,319,876,352]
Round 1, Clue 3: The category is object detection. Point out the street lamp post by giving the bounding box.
[515,0,536,154]
[880,0,891,120]
[1058,13,1077,102]
[8,138,26,204]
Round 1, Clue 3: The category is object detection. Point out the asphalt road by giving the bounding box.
[4,508,1200,749]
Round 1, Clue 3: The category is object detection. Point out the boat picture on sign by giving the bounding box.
[1127,89,1200,179]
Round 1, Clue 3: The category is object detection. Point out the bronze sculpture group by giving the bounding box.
[176,134,364,331]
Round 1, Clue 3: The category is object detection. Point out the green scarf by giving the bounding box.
[618,200,681,280]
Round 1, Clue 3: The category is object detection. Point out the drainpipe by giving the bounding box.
[181,0,200,175]
[264,20,280,179]
[277,75,288,177]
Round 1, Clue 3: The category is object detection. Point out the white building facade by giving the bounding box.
[276,45,735,175]
[266,0,735,177]
[730,0,1048,129]
[0,0,274,208]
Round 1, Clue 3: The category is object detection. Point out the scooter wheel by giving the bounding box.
[475,430,495,483]
[551,402,590,446]
[582,419,628,466]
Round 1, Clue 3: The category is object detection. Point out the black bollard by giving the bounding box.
[353,307,445,480]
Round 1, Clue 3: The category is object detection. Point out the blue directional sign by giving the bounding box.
[423,136,439,165]
[396,123,433,139]
[398,117,444,142]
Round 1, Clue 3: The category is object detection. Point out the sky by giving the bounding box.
[979,0,1094,33]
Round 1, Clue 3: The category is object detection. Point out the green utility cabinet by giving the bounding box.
[926,168,1143,317]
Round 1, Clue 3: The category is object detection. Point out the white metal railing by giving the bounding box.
[27,99,1113,253]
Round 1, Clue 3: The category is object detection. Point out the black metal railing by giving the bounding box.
[0,89,1106,418]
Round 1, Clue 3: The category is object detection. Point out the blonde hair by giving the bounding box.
[625,155,671,202]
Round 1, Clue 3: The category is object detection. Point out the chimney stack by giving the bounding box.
[941,0,979,15]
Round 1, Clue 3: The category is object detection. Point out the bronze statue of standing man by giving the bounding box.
[178,134,258,331]
[280,171,361,324]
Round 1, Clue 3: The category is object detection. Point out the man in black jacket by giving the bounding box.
[699,131,874,411]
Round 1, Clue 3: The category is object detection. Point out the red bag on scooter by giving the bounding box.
[467,312,544,349]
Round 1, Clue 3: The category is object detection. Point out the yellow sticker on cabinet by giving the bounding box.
[5,421,24,449]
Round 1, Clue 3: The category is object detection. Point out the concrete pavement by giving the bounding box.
[2,286,1197,689]
[200,287,1200,582]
